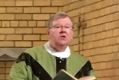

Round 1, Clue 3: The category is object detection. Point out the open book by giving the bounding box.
[53,69,78,80]
[53,69,96,80]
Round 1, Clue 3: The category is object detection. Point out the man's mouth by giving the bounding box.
[60,35,66,39]
[61,35,65,37]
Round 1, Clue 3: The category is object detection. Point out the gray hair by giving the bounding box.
[48,12,73,28]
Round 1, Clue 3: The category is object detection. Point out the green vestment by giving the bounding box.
[10,46,95,80]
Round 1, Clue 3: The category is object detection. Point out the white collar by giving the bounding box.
[44,42,71,58]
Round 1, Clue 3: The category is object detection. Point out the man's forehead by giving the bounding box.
[53,17,72,24]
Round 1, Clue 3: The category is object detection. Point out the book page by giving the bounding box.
[79,76,96,80]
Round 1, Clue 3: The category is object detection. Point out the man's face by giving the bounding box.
[48,17,73,46]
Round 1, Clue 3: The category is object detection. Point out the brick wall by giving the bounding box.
[0,0,119,80]
[0,0,65,48]
[0,0,66,80]
[63,0,119,80]
[0,61,14,80]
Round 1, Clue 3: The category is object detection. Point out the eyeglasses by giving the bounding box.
[52,25,73,30]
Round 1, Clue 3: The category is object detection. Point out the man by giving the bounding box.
[10,12,96,80]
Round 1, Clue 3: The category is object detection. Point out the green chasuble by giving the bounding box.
[9,46,95,80]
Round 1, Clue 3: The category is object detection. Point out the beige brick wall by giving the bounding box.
[0,61,14,80]
[0,0,67,48]
[0,0,119,80]
[63,0,119,80]
[0,0,66,80]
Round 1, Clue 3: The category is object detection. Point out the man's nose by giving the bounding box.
[60,27,66,33]
[60,26,65,31]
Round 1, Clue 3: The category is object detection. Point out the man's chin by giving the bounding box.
[58,42,68,46]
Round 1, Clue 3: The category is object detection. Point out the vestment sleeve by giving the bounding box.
[9,61,32,80]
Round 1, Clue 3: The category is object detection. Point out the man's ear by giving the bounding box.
[48,29,49,34]
[47,29,50,39]
[46,28,49,34]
